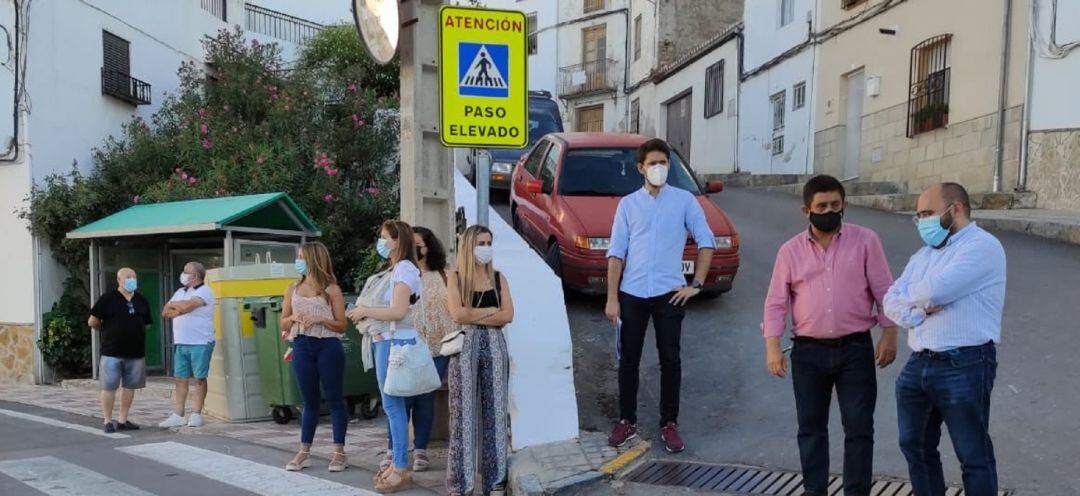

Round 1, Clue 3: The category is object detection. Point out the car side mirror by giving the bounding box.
[526,179,544,194]
[706,180,724,194]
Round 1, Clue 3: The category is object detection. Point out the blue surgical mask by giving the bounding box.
[294,259,307,275]
[917,206,954,249]
[376,238,391,259]
[123,278,138,293]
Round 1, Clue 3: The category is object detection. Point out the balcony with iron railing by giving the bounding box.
[201,0,226,21]
[559,59,618,99]
[245,3,323,45]
[101,68,151,106]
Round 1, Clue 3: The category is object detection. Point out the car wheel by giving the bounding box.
[545,242,562,277]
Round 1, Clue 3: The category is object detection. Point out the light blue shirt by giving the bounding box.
[884,222,1006,352]
[607,186,715,299]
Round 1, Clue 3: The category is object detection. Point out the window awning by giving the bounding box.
[67,192,320,239]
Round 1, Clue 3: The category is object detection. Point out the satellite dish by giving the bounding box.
[352,0,400,65]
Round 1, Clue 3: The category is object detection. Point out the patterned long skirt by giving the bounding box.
[445,326,510,494]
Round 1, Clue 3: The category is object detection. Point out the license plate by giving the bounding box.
[682,260,695,274]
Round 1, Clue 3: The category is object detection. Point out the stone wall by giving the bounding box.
[1026,129,1080,211]
[0,323,35,384]
[815,103,1024,194]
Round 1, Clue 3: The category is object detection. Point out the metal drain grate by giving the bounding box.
[625,461,1010,496]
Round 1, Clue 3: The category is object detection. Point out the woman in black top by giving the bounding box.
[444,225,514,496]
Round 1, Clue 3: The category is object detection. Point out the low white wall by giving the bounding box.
[453,169,580,450]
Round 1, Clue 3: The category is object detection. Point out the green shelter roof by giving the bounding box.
[67,193,320,239]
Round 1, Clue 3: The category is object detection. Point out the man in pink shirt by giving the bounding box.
[762,175,898,496]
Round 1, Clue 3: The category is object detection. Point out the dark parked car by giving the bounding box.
[468,91,564,191]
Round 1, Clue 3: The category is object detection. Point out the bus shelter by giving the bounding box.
[66,193,320,378]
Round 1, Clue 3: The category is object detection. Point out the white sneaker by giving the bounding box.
[158,413,185,428]
[186,413,204,428]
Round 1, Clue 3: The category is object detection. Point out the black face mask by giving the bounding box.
[809,210,844,233]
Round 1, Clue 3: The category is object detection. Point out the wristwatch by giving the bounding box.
[690,280,704,290]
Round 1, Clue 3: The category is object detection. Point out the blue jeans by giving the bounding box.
[291,336,347,445]
[387,355,449,451]
[374,339,416,469]
[896,342,998,496]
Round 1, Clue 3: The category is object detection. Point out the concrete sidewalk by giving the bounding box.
[0,383,450,494]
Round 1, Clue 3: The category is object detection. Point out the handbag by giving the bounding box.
[383,339,442,397]
[439,329,466,357]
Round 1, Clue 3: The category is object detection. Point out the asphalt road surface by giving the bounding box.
[497,186,1080,496]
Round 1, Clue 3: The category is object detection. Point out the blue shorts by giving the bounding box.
[100,356,146,391]
[173,343,215,379]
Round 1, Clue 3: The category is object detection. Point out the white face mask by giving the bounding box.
[474,246,494,265]
[646,164,669,187]
[180,273,191,286]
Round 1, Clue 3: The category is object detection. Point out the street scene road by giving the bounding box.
[0,400,436,495]
[499,186,1080,496]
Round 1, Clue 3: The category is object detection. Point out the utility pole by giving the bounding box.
[398,0,455,249]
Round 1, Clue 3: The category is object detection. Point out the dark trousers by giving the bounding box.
[291,335,347,445]
[896,343,998,496]
[791,332,877,496]
[618,291,685,427]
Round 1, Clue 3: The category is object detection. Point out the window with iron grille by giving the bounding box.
[634,15,642,61]
[584,0,605,13]
[793,81,806,110]
[779,0,795,27]
[772,135,785,156]
[101,31,151,106]
[527,12,538,55]
[907,34,952,137]
[842,0,867,9]
[771,91,786,131]
[705,60,724,118]
[631,98,640,133]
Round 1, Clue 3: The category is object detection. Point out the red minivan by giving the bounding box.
[509,133,740,296]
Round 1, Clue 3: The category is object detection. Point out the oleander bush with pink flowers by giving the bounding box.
[22,27,401,290]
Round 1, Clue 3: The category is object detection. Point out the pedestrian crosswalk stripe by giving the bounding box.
[0,407,129,439]
[117,441,376,495]
[0,456,155,496]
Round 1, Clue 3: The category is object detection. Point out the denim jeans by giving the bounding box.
[790,332,877,496]
[386,355,449,452]
[896,342,998,496]
[290,335,347,445]
[617,291,685,427]
[374,338,417,469]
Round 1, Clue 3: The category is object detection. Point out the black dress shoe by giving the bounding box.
[116,420,140,431]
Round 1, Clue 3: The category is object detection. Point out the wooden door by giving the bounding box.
[582,25,607,91]
[666,92,693,159]
[576,105,604,132]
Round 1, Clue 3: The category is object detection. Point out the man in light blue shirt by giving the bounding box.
[604,138,715,453]
[885,183,1006,496]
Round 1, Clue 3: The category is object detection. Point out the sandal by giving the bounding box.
[328,451,348,472]
[284,450,311,471]
[374,467,413,493]
[412,450,430,472]
[489,484,506,496]
[374,452,393,482]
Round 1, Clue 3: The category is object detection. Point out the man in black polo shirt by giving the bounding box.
[88,267,153,434]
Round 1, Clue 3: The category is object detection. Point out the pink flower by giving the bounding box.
[200,123,209,135]
[351,114,360,123]
[326,168,339,176]
[180,172,189,180]
[133,195,141,203]
[347,84,357,93]
[255,155,265,164]
[357,118,366,127]
[366,187,381,196]
[323,193,334,203]
[251,39,260,47]
[188,176,198,185]
[202,139,212,149]
[197,108,206,118]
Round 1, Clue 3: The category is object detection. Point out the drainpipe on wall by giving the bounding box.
[993,0,1013,193]
[1016,0,1036,191]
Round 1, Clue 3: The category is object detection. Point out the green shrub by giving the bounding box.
[37,276,92,377]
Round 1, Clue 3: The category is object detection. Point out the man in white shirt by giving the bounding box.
[159,262,217,428]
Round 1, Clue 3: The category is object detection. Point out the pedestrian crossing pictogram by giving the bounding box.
[458,42,510,98]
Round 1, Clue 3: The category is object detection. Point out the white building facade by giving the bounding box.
[738,0,817,176]
[556,0,632,133]
[0,0,324,384]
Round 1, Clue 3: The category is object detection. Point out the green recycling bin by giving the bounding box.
[247,296,381,424]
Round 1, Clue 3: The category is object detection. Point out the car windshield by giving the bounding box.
[558,147,702,196]
[528,110,560,143]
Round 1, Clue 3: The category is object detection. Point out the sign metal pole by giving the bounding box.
[476,150,491,227]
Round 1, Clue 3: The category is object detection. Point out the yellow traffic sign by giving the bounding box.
[439,6,528,149]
